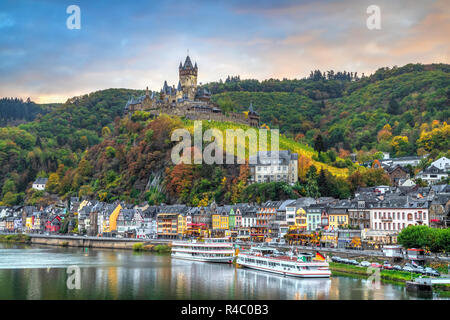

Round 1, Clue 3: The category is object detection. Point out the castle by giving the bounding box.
[124,55,260,127]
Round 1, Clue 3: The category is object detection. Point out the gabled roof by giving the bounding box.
[33,177,48,185]
[421,165,446,174]
[249,150,298,165]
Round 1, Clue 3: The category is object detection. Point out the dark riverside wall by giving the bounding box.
[30,235,171,250]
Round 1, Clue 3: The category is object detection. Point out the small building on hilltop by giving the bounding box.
[32,177,48,191]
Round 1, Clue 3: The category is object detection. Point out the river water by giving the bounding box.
[0,243,441,300]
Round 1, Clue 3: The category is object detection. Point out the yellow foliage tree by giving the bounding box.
[298,154,312,179]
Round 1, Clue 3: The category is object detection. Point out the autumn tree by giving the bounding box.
[46,173,60,194]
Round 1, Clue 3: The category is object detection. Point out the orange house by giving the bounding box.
[108,203,123,233]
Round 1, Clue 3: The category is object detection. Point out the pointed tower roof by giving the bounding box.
[248,102,259,115]
[163,80,169,93]
[183,55,193,69]
[194,62,198,69]
[177,81,182,91]
[179,62,182,69]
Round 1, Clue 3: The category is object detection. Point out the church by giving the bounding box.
[124,55,260,127]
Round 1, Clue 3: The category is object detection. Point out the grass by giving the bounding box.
[0,234,31,243]
[329,262,421,283]
[182,119,350,177]
[132,243,171,253]
[132,243,145,251]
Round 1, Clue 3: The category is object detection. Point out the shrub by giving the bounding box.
[133,243,144,251]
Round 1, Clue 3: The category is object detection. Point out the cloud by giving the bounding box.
[0,0,448,103]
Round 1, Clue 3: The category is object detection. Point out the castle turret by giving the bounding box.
[247,102,260,128]
[179,55,198,100]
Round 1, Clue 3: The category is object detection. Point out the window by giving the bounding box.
[407,214,412,221]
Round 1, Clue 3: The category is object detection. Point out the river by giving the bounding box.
[0,243,441,300]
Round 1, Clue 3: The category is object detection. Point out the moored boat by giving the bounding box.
[236,247,331,278]
[171,237,236,263]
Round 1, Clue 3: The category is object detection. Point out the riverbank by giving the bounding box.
[0,234,31,244]
[132,243,171,253]
[28,234,171,250]
[329,262,421,284]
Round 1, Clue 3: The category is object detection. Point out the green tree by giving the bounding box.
[305,166,320,198]
[387,98,400,115]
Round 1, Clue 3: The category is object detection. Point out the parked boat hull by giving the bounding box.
[237,261,331,278]
[172,252,234,263]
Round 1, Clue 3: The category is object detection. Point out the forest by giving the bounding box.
[211,63,449,160]
[0,63,448,206]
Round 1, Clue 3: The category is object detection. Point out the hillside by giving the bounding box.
[0,88,346,206]
[0,63,447,206]
[210,63,450,160]
[0,98,52,126]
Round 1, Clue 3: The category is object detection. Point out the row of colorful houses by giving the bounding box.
[1,185,448,247]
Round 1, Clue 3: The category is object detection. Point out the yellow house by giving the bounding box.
[26,216,34,231]
[212,214,229,230]
[220,215,229,230]
[328,213,348,230]
[212,214,221,230]
[177,215,186,236]
[295,208,307,229]
[104,203,122,233]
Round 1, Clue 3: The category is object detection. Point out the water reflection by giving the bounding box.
[0,244,439,300]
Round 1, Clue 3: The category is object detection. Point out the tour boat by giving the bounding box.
[236,247,331,278]
[171,237,236,263]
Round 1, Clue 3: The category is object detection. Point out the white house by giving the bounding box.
[370,199,429,233]
[374,185,391,194]
[248,150,298,185]
[430,157,450,171]
[416,165,448,185]
[32,177,48,191]
[241,212,257,228]
[399,178,416,187]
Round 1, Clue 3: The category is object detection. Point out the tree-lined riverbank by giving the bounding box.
[0,234,30,243]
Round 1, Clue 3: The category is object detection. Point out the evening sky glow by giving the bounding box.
[0,0,448,103]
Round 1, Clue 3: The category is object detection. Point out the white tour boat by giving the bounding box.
[236,247,331,278]
[171,237,236,263]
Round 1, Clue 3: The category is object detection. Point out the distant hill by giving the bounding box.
[0,97,51,126]
[208,63,450,158]
[0,88,345,206]
[0,63,448,206]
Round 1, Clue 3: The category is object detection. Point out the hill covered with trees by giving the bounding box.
[0,88,350,206]
[0,63,447,206]
[0,97,52,126]
[210,63,449,160]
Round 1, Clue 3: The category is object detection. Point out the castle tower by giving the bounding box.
[179,55,198,100]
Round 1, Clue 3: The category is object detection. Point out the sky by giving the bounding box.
[0,0,449,103]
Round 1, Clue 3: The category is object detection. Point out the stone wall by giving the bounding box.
[30,235,170,250]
